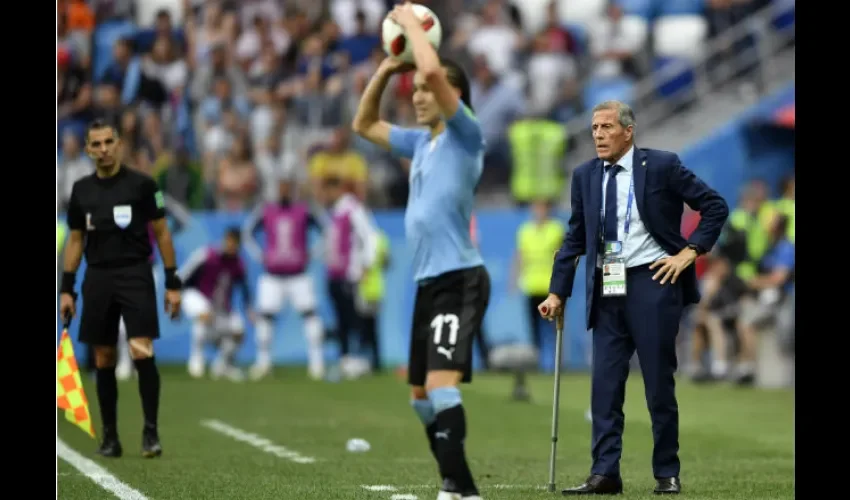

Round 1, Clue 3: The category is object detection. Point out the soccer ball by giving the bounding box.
[381,3,443,64]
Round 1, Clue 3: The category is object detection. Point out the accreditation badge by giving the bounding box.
[601,241,627,297]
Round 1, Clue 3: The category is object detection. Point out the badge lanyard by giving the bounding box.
[600,169,634,242]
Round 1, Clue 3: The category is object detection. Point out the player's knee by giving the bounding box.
[231,331,245,344]
[427,385,463,415]
[94,346,118,368]
[261,313,275,323]
[198,313,213,325]
[128,338,155,359]
[410,387,435,426]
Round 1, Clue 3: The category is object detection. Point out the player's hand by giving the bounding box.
[389,2,421,31]
[649,247,698,285]
[247,309,257,325]
[164,290,182,320]
[378,56,415,75]
[538,293,564,322]
[59,293,76,323]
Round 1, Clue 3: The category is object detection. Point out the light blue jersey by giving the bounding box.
[389,100,485,282]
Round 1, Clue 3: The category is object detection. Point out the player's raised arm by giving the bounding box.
[391,4,482,155]
[392,3,457,119]
[351,57,418,155]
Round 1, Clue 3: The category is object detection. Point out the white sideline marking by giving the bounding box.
[200,419,316,464]
[56,438,149,500]
[402,484,539,490]
[361,485,398,491]
[390,495,418,500]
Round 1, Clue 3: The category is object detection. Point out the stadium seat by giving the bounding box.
[654,15,708,60]
[658,0,705,16]
[136,0,185,27]
[509,0,550,34]
[582,77,636,109]
[772,0,795,31]
[616,15,651,53]
[653,15,708,98]
[93,20,137,82]
[560,0,607,26]
[613,0,655,20]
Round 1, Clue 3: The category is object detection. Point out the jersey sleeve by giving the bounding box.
[445,99,485,156]
[140,177,167,221]
[67,183,85,231]
[389,126,425,159]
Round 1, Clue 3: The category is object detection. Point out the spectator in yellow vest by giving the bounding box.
[512,199,565,352]
[775,174,794,243]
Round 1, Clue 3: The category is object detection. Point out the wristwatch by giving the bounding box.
[686,243,705,256]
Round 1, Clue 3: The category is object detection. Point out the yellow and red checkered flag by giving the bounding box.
[57,323,95,439]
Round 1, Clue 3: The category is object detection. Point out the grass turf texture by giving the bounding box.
[57,367,793,500]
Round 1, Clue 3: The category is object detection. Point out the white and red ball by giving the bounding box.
[381,3,443,64]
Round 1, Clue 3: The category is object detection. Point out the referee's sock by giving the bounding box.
[95,367,118,437]
[133,357,160,428]
[430,387,478,494]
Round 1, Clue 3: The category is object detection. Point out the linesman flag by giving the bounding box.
[57,322,95,439]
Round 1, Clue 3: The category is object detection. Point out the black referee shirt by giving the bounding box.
[67,165,166,268]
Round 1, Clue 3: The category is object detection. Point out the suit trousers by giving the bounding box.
[590,263,683,479]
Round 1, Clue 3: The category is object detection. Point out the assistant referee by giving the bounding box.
[59,120,182,459]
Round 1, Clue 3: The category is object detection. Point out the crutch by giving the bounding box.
[544,306,565,493]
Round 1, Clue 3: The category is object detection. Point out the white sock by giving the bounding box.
[219,336,238,366]
[303,315,325,375]
[255,317,274,367]
[737,361,755,375]
[711,359,729,377]
[191,321,209,361]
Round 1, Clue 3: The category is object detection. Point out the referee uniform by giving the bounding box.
[68,166,163,344]
[63,164,178,458]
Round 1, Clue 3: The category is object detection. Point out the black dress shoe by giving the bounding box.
[562,475,623,495]
[96,433,122,458]
[654,477,681,494]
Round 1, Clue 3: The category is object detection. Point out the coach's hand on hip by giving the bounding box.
[538,293,564,322]
[649,247,698,284]
[164,289,181,320]
[59,292,76,322]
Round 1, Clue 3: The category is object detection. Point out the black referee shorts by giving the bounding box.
[79,262,160,346]
[408,266,491,386]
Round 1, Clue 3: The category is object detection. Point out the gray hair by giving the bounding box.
[592,101,636,129]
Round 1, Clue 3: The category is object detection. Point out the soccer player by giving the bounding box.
[59,120,182,458]
[179,228,251,381]
[242,177,327,380]
[320,176,378,379]
[352,4,489,498]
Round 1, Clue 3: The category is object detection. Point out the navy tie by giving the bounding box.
[603,165,620,242]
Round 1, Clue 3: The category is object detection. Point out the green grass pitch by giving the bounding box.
[57,367,794,499]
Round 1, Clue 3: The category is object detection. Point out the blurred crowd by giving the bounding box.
[686,175,795,386]
[57,0,778,212]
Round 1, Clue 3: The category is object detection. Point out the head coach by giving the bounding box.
[59,120,183,459]
[538,101,729,495]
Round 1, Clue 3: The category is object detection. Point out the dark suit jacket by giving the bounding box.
[549,147,729,330]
